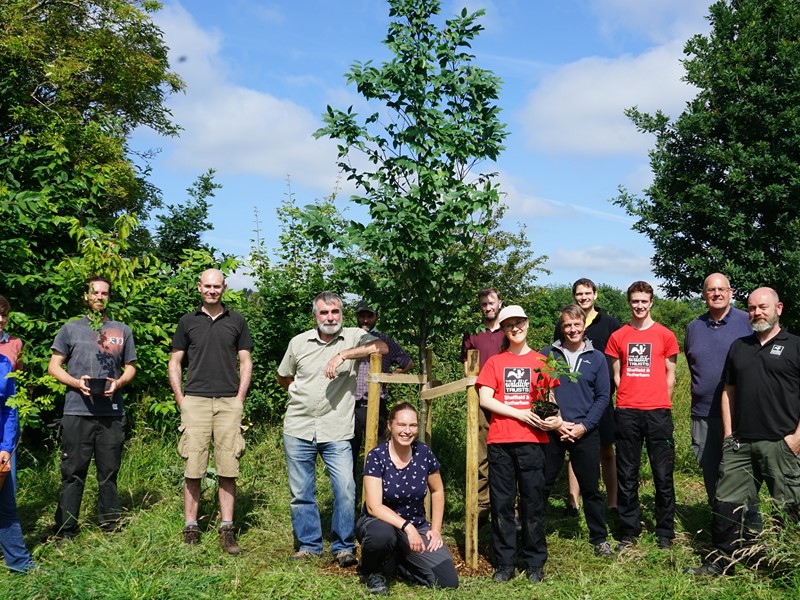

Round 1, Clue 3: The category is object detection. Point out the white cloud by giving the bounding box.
[548,245,652,276]
[151,4,341,192]
[589,0,712,44]
[519,40,696,157]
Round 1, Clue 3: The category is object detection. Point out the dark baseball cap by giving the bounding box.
[355,300,377,314]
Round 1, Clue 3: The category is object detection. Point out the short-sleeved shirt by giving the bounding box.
[605,322,679,410]
[685,307,752,418]
[362,440,440,528]
[460,326,504,371]
[278,326,376,442]
[356,329,412,402]
[475,349,555,444]
[723,329,800,441]
[171,306,253,397]
[51,317,137,416]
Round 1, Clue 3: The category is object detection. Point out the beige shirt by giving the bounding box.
[278,327,376,442]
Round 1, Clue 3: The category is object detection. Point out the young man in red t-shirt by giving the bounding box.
[605,281,679,552]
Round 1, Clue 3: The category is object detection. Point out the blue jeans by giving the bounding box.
[283,434,355,555]
[0,452,35,572]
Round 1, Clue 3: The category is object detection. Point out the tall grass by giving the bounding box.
[3,357,799,598]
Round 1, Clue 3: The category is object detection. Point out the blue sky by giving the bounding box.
[131,0,714,293]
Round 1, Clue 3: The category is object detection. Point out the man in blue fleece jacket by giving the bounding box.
[542,304,612,556]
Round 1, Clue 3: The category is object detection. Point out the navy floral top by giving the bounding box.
[363,440,441,528]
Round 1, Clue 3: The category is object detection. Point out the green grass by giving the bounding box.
[4,357,799,598]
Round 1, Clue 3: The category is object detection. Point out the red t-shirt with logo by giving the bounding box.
[605,323,679,409]
[476,349,556,444]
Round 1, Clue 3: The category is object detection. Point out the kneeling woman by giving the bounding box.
[357,402,459,594]
[476,305,563,584]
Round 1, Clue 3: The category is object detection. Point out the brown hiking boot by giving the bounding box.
[182,524,200,545]
[219,524,241,555]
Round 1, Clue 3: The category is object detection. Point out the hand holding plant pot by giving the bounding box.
[79,374,111,400]
[529,355,579,430]
[87,376,110,400]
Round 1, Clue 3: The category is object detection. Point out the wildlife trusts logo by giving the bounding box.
[504,366,532,402]
[626,342,652,369]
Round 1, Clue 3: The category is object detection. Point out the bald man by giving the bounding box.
[169,269,253,555]
[688,288,800,575]
[684,273,752,503]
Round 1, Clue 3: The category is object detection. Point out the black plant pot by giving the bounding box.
[88,378,108,400]
[531,401,559,419]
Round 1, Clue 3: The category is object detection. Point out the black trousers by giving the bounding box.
[614,408,675,539]
[356,515,458,588]
[351,403,388,476]
[55,415,125,534]
[488,442,547,568]
[543,428,608,544]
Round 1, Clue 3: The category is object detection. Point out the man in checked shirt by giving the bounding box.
[350,300,414,475]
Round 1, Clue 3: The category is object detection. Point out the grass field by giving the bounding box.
[3,357,800,599]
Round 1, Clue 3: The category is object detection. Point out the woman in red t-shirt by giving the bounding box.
[476,305,562,584]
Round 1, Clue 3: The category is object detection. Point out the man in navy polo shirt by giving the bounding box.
[688,287,800,575]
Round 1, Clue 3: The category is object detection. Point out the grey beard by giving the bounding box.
[751,319,776,332]
[319,323,342,336]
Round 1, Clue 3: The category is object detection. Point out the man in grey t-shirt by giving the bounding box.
[48,276,137,538]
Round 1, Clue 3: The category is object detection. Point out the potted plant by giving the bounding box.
[86,299,111,400]
[530,355,579,418]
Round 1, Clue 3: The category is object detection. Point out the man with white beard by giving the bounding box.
[278,291,388,567]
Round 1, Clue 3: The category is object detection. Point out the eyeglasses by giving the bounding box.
[704,287,731,294]
[502,319,527,331]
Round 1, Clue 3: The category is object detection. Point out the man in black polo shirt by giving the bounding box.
[169,269,253,555]
[688,287,800,575]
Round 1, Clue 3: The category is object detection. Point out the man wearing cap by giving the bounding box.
[351,300,414,474]
[461,287,504,522]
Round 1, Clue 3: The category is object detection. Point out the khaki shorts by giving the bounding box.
[178,395,245,479]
